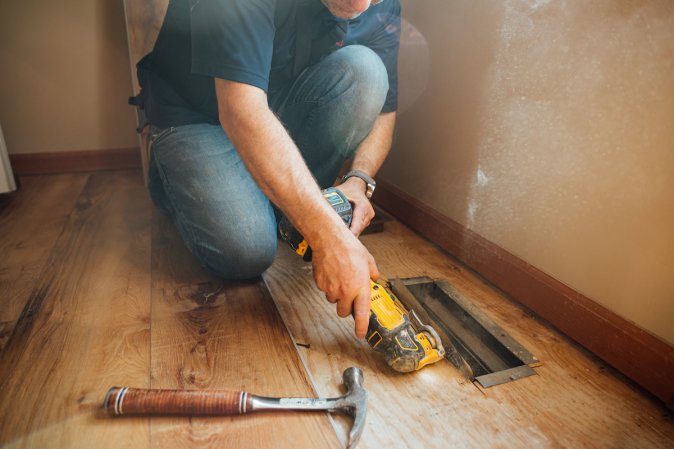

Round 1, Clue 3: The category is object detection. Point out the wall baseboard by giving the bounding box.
[375,178,674,410]
[9,147,141,176]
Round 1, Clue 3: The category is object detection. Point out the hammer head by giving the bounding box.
[338,367,368,449]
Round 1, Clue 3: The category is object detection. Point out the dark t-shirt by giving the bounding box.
[139,0,401,127]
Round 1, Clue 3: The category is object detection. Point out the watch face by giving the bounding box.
[366,183,375,199]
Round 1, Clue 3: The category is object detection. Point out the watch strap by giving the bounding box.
[341,170,376,199]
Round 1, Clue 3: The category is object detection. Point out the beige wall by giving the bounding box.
[384,0,674,344]
[0,0,138,154]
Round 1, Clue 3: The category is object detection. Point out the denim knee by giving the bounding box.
[290,45,389,178]
[148,123,279,281]
[191,227,278,280]
[329,45,389,119]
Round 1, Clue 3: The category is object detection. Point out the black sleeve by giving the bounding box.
[190,0,277,91]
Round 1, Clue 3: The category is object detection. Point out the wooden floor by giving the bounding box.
[0,169,672,448]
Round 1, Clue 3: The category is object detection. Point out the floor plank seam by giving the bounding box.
[261,272,345,446]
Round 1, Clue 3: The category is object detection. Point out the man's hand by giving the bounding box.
[310,228,380,339]
[337,177,376,237]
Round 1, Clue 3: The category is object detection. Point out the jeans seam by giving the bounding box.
[152,134,208,260]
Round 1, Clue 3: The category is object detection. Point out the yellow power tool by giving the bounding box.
[367,279,445,372]
[278,188,445,372]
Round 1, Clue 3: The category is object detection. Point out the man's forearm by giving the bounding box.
[348,111,396,178]
[215,78,348,247]
[334,111,395,236]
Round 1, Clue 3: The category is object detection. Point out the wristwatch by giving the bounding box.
[341,169,376,199]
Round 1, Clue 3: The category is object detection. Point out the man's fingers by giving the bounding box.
[351,205,372,237]
[348,198,375,237]
[353,287,371,339]
[349,205,367,236]
[334,284,371,339]
[336,297,352,318]
[369,256,380,282]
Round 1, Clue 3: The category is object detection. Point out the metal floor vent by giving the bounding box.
[390,277,540,388]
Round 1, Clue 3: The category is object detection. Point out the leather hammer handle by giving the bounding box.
[104,387,252,416]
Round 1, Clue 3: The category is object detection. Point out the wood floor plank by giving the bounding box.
[264,220,674,449]
[0,174,89,350]
[0,170,152,448]
[149,213,341,449]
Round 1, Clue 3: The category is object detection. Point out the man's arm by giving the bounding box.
[215,78,379,338]
[337,111,396,236]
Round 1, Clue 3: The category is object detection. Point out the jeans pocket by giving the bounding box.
[149,126,175,147]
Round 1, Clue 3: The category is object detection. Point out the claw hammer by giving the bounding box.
[103,367,368,448]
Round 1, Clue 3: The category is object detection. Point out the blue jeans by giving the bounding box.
[148,45,389,279]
